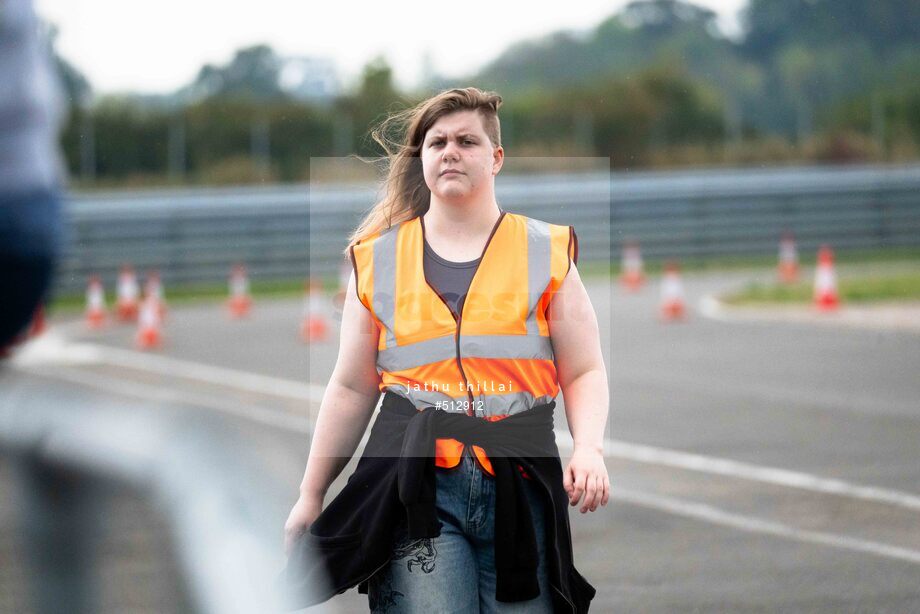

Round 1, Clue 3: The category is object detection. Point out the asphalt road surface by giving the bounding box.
[5,266,920,613]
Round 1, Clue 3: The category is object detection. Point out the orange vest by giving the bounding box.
[351,211,577,476]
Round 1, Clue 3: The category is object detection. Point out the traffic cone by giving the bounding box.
[227,264,252,318]
[144,270,167,319]
[301,278,329,343]
[777,231,799,284]
[659,261,686,321]
[813,245,840,312]
[135,296,162,350]
[620,240,645,291]
[116,265,140,321]
[85,275,107,329]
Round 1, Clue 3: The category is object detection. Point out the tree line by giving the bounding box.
[53,0,920,187]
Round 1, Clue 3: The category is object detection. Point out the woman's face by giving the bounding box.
[420,110,503,202]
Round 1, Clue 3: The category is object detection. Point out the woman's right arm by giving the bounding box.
[284,267,381,554]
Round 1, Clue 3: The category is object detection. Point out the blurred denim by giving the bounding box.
[1,0,67,346]
[0,190,62,344]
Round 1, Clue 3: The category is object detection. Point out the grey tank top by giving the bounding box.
[423,238,481,317]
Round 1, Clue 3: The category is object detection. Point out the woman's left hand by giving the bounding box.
[563,444,610,513]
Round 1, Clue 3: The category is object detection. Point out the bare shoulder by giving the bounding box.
[548,263,597,336]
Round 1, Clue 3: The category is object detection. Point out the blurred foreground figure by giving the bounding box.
[1,2,97,613]
[0,0,66,348]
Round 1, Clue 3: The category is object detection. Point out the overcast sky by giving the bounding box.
[35,0,747,95]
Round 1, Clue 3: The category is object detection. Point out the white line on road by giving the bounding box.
[613,487,920,566]
[13,331,326,401]
[17,333,920,513]
[94,344,328,402]
[25,364,312,434]
[597,439,920,512]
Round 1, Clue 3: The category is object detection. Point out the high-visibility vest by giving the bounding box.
[350,211,578,475]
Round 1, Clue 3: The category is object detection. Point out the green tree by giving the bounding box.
[620,0,719,39]
[741,0,920,58]
[338,57,406,156]
[184,44,287,102]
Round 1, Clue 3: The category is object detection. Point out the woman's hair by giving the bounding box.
[344,87,503,255]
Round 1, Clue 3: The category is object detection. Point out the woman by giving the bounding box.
[283,87,609,613]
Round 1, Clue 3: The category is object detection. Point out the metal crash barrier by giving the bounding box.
[0,366,315,614]
[56,163,920,293]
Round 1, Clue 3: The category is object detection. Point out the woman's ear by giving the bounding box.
[492,145,504,176]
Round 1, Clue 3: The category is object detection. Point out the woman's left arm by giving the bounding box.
[547,263,610,513]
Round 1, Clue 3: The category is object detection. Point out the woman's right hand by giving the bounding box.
[283,494,324,557]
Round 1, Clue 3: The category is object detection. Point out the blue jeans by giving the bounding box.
[0,189,62,346]
[367,448,553,613]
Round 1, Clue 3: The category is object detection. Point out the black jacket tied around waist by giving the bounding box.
[281,390,596,612]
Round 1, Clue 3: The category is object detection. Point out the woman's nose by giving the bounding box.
[442,140,460,161]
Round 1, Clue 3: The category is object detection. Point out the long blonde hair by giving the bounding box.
[344,87,503,255]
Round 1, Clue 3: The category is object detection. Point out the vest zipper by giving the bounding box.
[422,279,476,415]
[455,310,475,416]
[420,210,507,417]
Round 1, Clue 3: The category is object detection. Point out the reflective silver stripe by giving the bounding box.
[460,334,553,361]
[387,386,554,417]
[473,391,556,417]
[377,335,456,372]
[372,224,400,349]
[525,217,552,335]
[377,334,553,373]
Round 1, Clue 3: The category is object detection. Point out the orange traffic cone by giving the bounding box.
[659,261,686,321]
[144,271,167,319]
[778,231,799,284]
[135,297,162,350]
[301,278,329,342]
[227,264,252,318]
[116,265,140,321]
[813,245,840,312]
[85,275,107,329]
[620,240,645,291]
